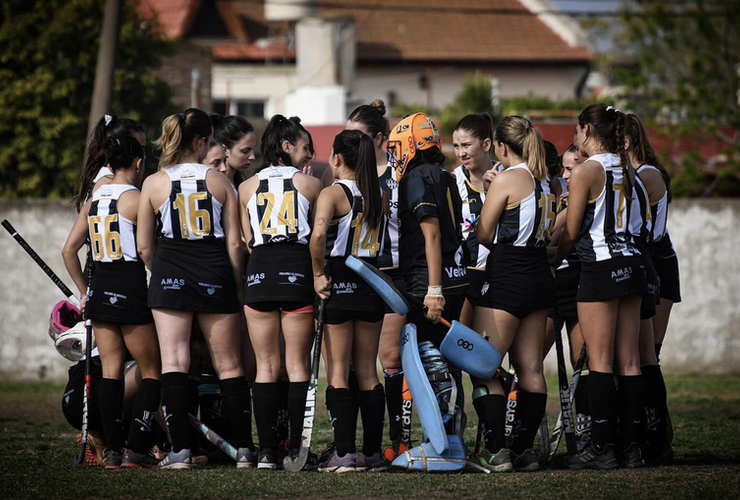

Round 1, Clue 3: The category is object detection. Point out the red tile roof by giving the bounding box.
[139,0,591,63]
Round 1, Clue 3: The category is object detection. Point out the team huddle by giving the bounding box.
[55,100,679,473]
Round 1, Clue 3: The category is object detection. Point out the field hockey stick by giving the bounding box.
[2,220,81,307]
[188,413,238,461]
[72,250,93,465]
[283,298,326,472]
[555,327,576,455]
[547,343,587,462]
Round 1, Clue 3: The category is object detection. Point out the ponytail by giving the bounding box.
[624,113,673,203]
[73,115,144,211]
[522,126,547,180]
[494,115,547,180]
[332,130,382,230]
[105,135,144,170]
[154,108,212,169]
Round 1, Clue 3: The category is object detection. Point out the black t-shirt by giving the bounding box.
[399,164,469,296]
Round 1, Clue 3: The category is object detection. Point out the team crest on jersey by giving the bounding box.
[180,168,196,179]
[386,177,398,190]
[161,278,185,290]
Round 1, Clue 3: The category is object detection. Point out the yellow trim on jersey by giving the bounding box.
[464,178,485,194]
[413,202,437,213]
[506,200,521,210]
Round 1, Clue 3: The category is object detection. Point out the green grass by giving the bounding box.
[1,378,739,499]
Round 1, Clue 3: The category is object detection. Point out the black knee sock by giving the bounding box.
[472,391,506,453]
[220,377,254,450]
[359,384,385,455]
[252,382,279,451]
[288,381,309,450]
[161,372,190,453]
[326,386,355,456]
[511,390,547,455]
[588,371,617,449]
[126,378,161,453]
[276,379,290,443]
[575,372,591,437]
[617,374,645,449]
[384,369,404,443]
[641,365,668,448]
[98,378,125,451]
[348,370,360,440]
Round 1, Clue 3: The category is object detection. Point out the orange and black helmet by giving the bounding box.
[387,113,441,182]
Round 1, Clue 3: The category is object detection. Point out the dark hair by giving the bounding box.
[74,115,144,211]
[544,140,562,178]
[578,103,626,164]
[333,130,382,230]
[624,113,672,203]
[453,113,494,143]
[212,114,255,149]
[494,115,547,180]
[565,144,578,154]
[105,135,144,170]
[260,115,308,169]
[306,128,315,156]
[405,146,447,171]
[154,108,212,169]
[347,99,390,141]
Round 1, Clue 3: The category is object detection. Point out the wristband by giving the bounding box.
[427,285,443,297]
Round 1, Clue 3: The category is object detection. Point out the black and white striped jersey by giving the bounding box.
[377,163,400,270]
[245,166,311,248]
[636,164,668,243]
[574,153,641,262]
[453,165,489,269]
[325,179,386,259]
[493,164,557,248]
[88,184,139,262]
[156,163,224,240]
[630,172,652,245]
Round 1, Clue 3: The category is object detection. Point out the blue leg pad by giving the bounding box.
[390,435,466,472]
[440,321,502,379]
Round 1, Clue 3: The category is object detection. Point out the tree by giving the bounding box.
[609,0,740,195]
[0,0,177,199]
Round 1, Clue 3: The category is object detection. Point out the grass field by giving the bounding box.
[1,377,739,499]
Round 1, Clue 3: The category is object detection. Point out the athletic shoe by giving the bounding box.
[619,443,645,469]
[76,433,101,466]
[102,448,122,470]
[257,448,279,470]
[512,449,541,472]
[157,448,192,470]
[472,448,514,472]
[236,447,257,469]
[355,452,389,472]
[318,449,356,473]
[318,442,336,464]
[641,442,674,466]
[576,430,592,453]
[121,448,159,468]
[566,443,619,470]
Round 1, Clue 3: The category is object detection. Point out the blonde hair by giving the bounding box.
[495,115,547,180]
[153,108,212,169]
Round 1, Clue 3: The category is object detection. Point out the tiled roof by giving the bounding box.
[137,0,201,39]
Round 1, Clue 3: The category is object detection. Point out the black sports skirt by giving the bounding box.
[148,238,240,314]
[319,257,384,323]
[477,245,555,319]
[554,263,580,320]
[87,261,153,324]
[653,254,681,303]
[577,255,647,302]
[244,243,314,307]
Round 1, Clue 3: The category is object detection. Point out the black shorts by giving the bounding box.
[577,255,647,302]
[62,356,103,431]
[87,261,153,324]
[243,244,314,306]
[476,245,555,319]
[148,238,239,314]
[319,257,385,322]
[553,263,580,320]
[465,268,487,304]
[653,254,681,303]
[323,308,385,325]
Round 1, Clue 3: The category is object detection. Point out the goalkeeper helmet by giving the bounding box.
[387,113,441,182]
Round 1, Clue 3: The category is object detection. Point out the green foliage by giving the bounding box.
[390,102,439,119]
[0,0,177,199]
[610,0,740,196]
[438,74,495,136]
[499,94,599,118]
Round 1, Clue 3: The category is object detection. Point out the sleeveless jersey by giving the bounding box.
[377,163,400,270]
[453,165,490,269]
[245,166,311,248]
[574,153,641,262]
[156,163,224,240]
[325,179,386,259]
[636,164,669,243]
[493,164,557,248]
[630,173,652,245]
[88,184,139,262]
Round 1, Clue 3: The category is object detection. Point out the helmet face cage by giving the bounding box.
[388,113,440,182]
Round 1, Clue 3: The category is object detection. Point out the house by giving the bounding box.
[137,0,592,124]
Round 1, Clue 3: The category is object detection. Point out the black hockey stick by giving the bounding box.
[2,220,80,307]
[72,249,93,465]
[547,343,587,462]
[283,298,326,472]
[555,327,576,455]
